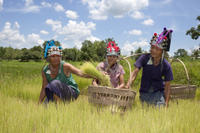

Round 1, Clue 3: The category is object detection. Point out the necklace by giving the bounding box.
[49,64,59,75]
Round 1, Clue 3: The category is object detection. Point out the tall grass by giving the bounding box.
[0,60,200,133]
[1,93,200,133]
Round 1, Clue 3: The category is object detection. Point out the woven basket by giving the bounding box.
[87,57,137,109]
[88,86,136,108]
[170,58,197,100]
[170,84,197,100]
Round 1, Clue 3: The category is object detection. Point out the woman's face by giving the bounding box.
[150,45,163,58]
[107,55,118,65]
[49,55,61,66]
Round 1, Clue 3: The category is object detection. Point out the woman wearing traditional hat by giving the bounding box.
[92,41,125,89]
[38,40,94,104]
[126,28,173,107]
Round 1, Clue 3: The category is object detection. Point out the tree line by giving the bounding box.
[0,40,199,62]
[0,16,199,62]
[0,39,111,62]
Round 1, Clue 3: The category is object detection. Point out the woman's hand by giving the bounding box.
[125,68,140,89]
[92,79,99,86]
[38,71,48,104]
[100,71,108,76]
[64,63,95,79]
[125,84,130,89]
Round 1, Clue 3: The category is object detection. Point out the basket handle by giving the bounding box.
[105,57,133,84]
[170,58,190,85]
[123,58,132,84]
[122,53,151,84]
[120,53,150,88]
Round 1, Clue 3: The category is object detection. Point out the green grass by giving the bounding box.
[1,93,200,133]
[0,60,200,133]
[80,62,110,86]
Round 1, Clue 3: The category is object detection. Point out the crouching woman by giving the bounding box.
[38,40,94,104]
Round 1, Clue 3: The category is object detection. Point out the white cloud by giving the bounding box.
[25,0,33,6]
[131,11,144,19]
[82,0,149,20]
[129,29,142,36]
[86,36,100,42]
[65,10,79,19]
[114,15,124,19]
[6,1,65,13]
[27,33,43,45]
[22,0,40,13]
[46,19,62,32]
[121,39,149,55]
[46,19,99,48]
[0,0,3,11]
[0,22,25,47]
[5,0,40,13]
[5,1,66,14]
[187,45,200,55]
[41,2,52,8]
[54,3,65,12]
[40,30,49,35]
[0,22,43,48]
[194,45,200,50]
[142,18,154,26]
[13,22,20,29]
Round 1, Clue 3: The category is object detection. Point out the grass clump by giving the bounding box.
[80,62,111,87]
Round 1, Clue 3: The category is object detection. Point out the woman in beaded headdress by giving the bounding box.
[126,28,173,107]
[38,40,94,104]
[92,40,125,89]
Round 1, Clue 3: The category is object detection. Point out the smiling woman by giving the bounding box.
[92,40,125,89]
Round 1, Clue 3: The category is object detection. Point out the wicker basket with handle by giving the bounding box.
[170,58,197,100]
[87,57,137,109]
[88,86,136,108]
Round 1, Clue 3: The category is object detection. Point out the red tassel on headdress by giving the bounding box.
[107,41,119,52]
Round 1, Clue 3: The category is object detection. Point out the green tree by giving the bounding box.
[186,16,200,40]
[191,48,200,59]
[30,45,43,52]
[81,40,98,61]
[80,40,107,61]
[30,45,43,61]
[0,47,6,60]
[4,47,15,60]
[130,51,134,60]
[80,51,90,61]
[14,48,22,60]
[19,48,32,62]
[174,49,188,58]
[95,41,107,61]
[63,48,82,61]
[31,51,42,61]
[134,47,143,61]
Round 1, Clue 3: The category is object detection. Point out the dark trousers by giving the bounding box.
[140,90,165,106]
[45,80,78,102]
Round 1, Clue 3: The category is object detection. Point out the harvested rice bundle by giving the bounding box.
[80,62,111,87]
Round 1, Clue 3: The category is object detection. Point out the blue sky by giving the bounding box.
[0,0,199,55]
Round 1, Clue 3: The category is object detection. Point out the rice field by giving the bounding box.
[0,60,200,133]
